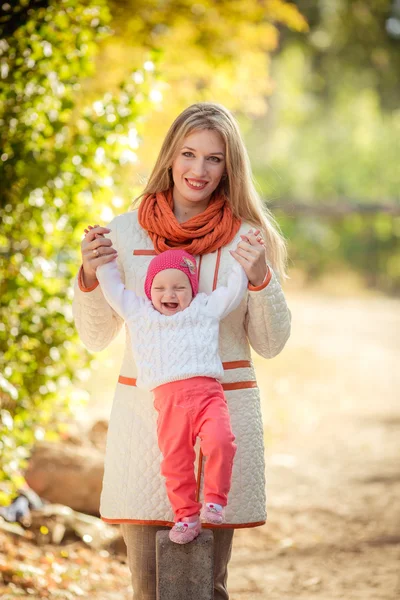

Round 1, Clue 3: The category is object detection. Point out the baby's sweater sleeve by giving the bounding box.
[96,261,143,320]
[203,261,248,320]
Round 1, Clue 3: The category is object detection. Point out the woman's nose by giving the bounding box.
[191,158,207,177]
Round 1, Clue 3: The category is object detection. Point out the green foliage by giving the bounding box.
[0,0,159,497]
[288,0,400,111]
[101,0,307,119]
[277,212,400,293]
[246,0,400,292]
[253,46,400,202]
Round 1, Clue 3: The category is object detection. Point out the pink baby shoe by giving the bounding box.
[169,518,201,544]
[201,503,225,525]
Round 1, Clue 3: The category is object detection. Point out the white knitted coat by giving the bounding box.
[72,211,291,528]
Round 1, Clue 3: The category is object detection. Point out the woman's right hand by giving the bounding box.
[81,224,118,287]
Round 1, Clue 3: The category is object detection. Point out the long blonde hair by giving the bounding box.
[131,102,288,279]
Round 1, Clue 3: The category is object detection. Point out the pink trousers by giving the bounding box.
[153,376,237,522]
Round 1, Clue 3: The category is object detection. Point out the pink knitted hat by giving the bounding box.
[144,249,199,300]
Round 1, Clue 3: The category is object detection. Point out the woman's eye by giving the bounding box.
[209,156,221,163]
[182,152,194,157]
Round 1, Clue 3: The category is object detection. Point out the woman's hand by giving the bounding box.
[81,224,118,287]
[230,229,268,287]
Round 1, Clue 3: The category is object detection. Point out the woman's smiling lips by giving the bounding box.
[185,178,208,190]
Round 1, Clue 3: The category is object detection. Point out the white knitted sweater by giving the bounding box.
[96,259,248,390]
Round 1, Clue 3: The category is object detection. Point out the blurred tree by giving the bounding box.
[245,0,400,291]
[0,0,159,499]
[0,0,307,498]
[106,0,307,113]
[287,0,400,111]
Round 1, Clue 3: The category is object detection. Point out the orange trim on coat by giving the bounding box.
[101,516,266,529]
[118,375,137,386]
[248,266,272,292]
[78,264,100,292]
[222,381,258,391]
[133,249,157,256]
[212,247,222,290]
[222,360,251,370]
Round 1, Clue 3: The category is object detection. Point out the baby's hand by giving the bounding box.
[239,229,265,247]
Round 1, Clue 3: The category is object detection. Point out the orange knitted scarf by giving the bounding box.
[138,189,241,255]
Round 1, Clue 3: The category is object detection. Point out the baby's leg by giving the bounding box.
[195,381,237,508]
[153,385,202,522]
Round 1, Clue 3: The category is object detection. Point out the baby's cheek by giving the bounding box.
[180,292,191,309]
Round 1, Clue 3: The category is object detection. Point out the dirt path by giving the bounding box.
[230,290,400,599]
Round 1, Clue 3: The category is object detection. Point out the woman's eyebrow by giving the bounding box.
[182,146,225,156]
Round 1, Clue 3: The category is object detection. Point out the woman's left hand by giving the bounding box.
[230,229,268,287]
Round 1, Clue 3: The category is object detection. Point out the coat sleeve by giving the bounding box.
[244,267,291,359]
[72,216,125,352]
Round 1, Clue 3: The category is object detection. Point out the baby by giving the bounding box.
[96,247,248,544]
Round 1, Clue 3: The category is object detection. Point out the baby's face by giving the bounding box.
[151,269,193,316]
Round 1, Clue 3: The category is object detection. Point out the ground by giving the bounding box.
[1,283,399,599]
[231,287,399,600]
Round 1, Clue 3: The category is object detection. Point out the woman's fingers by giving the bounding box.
[83,225,111,242]
[86,235,113,248]
[234,245,254,262]
[82,234,111,253]
[230,250,248,267]
[237,240,258,256]
[95,252,118,264]
[87,249,119,264]
[82,243,117,258]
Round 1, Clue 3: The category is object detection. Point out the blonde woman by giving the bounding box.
[73,102,291,600]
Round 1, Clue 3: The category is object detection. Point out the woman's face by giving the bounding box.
[171,129,226,210]
[151,269,193,316]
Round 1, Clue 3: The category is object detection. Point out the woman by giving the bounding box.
[73,102,291,600]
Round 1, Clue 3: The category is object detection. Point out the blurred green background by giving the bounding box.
[1,0,399,496]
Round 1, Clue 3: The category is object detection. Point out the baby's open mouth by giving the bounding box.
[163,302,179,309]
